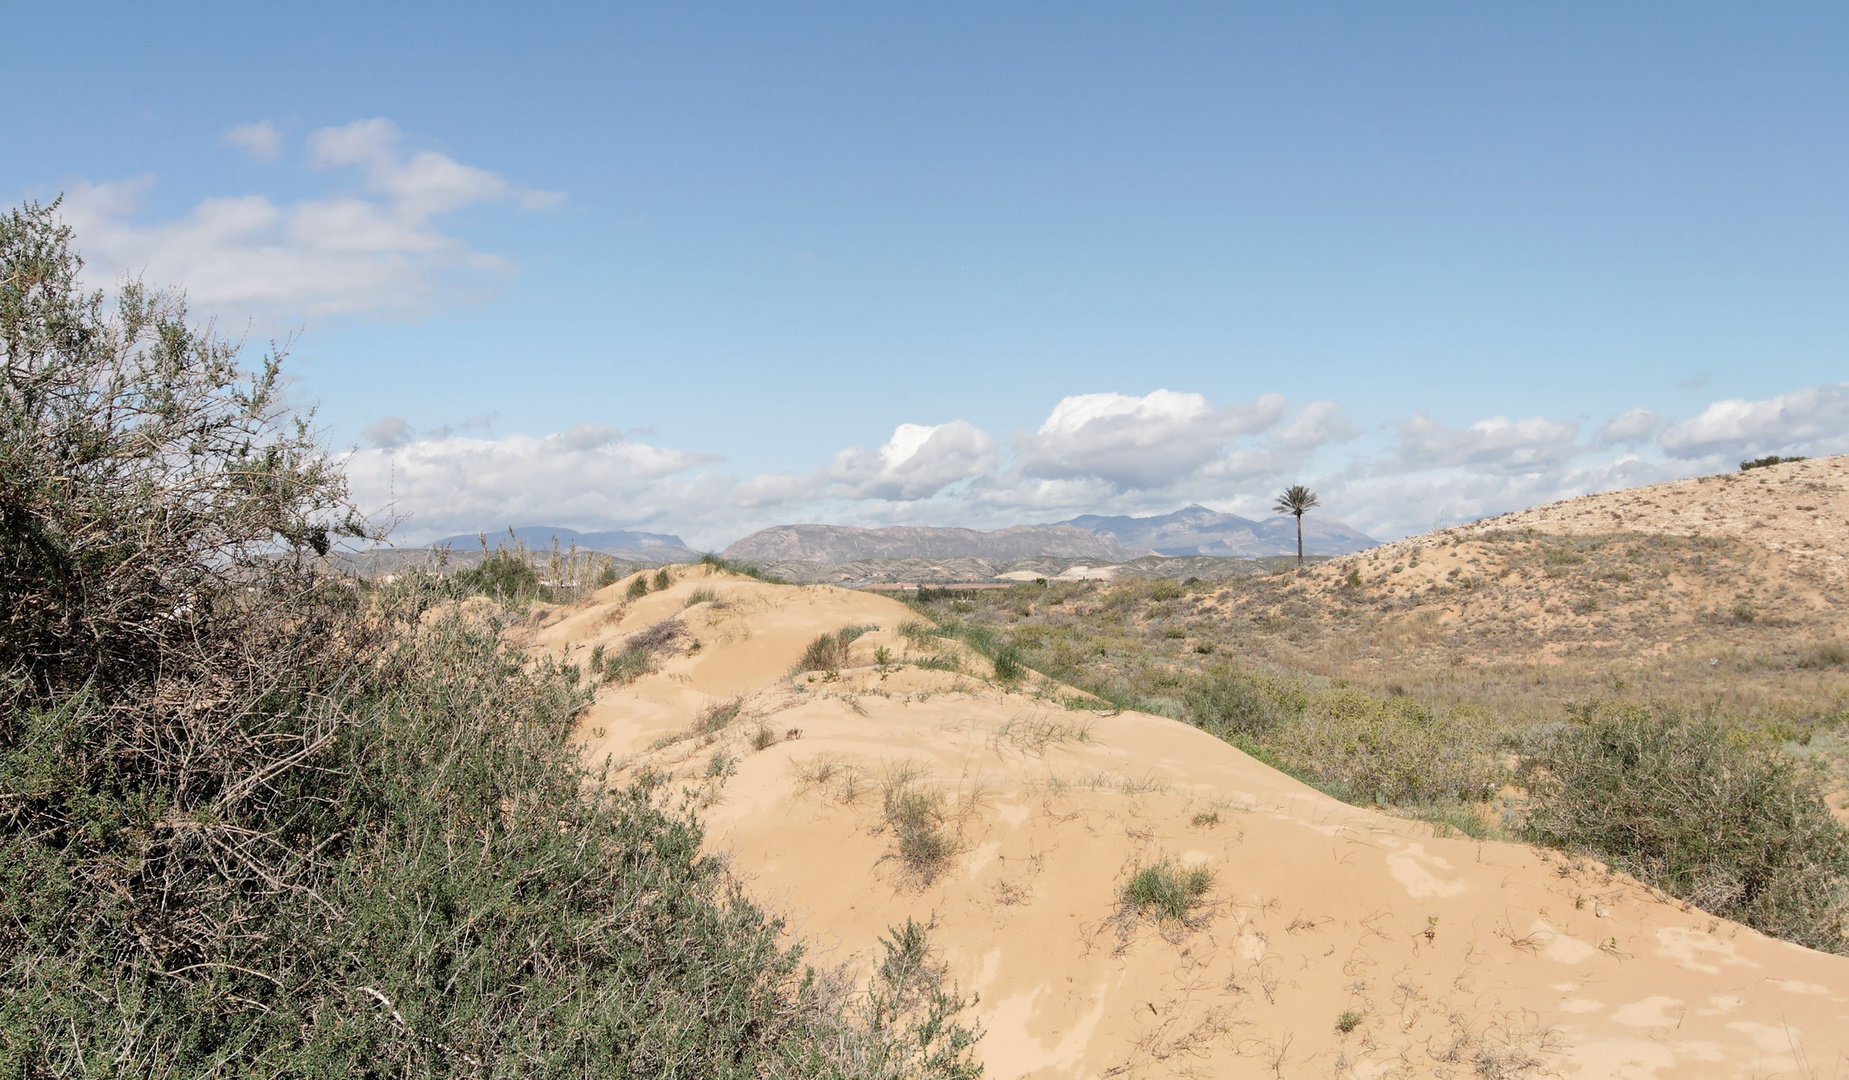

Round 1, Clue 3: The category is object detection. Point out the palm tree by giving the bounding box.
[1273,484,1320,567]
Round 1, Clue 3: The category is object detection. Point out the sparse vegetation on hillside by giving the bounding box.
[907,536,1849,951]
[0,203,982,1076]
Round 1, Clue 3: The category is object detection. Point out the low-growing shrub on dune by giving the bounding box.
[1184,671,1504,809]
[1120,861,1214,923]
[0,204,983,1077]
[1520,703,1849,953]
[794,626,874,674]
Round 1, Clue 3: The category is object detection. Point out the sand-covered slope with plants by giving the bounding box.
[527,566,1849,1079]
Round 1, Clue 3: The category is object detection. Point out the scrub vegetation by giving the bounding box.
[908,550,1849,954]
[0,203,982,1077]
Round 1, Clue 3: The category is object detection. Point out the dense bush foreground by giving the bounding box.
[0,203,980,1077]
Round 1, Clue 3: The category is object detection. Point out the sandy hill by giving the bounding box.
[1172,456,1849,726]
[521,563,1849,1079]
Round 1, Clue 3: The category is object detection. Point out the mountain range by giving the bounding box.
[1059,504,1378,557]
[432,506,1378,567]
[427,526,701,562]
[720,523,1141,564]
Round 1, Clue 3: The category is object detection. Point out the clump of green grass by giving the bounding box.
[652,567,673,590]
[1520,702,1849,954]
[626,573,651,599]
[697,552,785,584]
[602,618,686,684]
[1335,1009,1364,1034]
[794,625,875,674]
[881,766,958,888]
[1190,811,1221,829]
[685,585,719,607]
[694,696,743,735]
[1120,860,1214,923]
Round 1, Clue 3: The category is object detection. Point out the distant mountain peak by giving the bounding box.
[1057,505,1377,558]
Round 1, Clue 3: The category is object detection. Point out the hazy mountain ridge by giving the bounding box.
[427,525,701,562]
[721,523,1146,564]
[1062,504,1378,556]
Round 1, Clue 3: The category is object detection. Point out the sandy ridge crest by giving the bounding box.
[532,568,1849,1079]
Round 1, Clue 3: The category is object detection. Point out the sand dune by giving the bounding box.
[534,567,1849,1079]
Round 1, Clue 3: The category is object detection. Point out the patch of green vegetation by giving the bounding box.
[0,202,982,1076]
[794,625,876,674]
[602,617,686,684]
[453,545,545,601]
[626,573,651,599]
[882,767,957,888]
[1120,861,1214,923]
[697,552,786,583]
[1741,454,1807,471]
[1520,703,1849,954]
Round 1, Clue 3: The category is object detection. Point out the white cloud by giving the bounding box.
[1658,383,1849,461]
[56,118,560,321]
[221,120,281,161]
[341,380,1849,551]
[1388,413,1581,475]
[347,428,719,542]
[1596,407,1666,445]
[828,420,997,500]
[1016,389,1287,489]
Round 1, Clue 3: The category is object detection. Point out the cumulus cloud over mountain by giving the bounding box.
[344,379,1849,550]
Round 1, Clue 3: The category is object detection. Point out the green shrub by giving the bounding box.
[603,617,686,684]
[1741,454,1806,471]
[626,573,650,599]
[1183,671,1303,740]
[881,770,956,888]
[454,546,544,601]
[653,567,673,590]
[1520,703,1849,953]
[1120,861,1214,922]
[794,626,873,674]
[0,202,982,1076]
[697,552,785,584]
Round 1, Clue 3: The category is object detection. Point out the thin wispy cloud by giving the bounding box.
[57,118,561,322]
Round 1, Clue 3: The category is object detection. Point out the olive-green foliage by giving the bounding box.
[603,617,686,684]
[697,552,785,584]
[1120,862,1214,922]
[859,920,983,1080]
[453,546,544,601]
[1740,454,1806,471]
[1185,671,1502,808]
[794,626,874,674]
[882,772,955,887]
[653,567,673,590]
[1521,703,1849,953]
[917,619,1024,684]
[627,573,651,599]
[0,204,983,1077]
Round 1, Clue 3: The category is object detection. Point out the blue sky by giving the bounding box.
[8,3,1847,547]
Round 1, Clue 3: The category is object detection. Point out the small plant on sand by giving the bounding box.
[652,567,673,590]
[694,696,743,735]
[1190,811,1221,829]
[794,626,874,674]
[684,585,719,607]
[1740,454,1806,471]
[881,766,958,888]
[602,618,686,684]
[1120,860,1214,923]
[626,573,650,599]
[1335,1009,1364,1034]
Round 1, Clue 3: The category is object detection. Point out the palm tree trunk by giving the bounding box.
[1296,513,1304,566]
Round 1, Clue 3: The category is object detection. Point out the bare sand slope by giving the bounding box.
[1452,454,1849,591]
[534,567,1849,1079]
